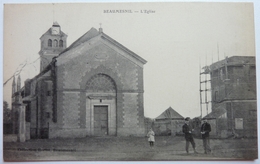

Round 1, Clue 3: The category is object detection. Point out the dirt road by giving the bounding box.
[3,136,258,161]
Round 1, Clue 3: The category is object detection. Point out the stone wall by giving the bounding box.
[211,57,256,108]
[52,37,145,137]
[227,101,257,137]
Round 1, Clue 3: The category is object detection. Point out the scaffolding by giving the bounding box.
[199,65,211,117]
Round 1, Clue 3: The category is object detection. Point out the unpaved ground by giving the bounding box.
[3,136,258,161]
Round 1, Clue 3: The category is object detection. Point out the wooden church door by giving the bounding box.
[94,105,108,136]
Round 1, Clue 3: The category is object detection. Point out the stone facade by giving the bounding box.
[13,23,147,139]
[210,56,256,105]
[204,56,257,138]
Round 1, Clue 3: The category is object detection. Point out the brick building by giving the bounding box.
[12,22,147,139]
[202,56,257,138]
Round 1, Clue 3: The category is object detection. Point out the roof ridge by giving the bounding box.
[101,33,147,64]
[58,27,99,56]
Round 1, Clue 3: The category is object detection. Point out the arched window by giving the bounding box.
[59,40,63,47]
[54,39,58,47]
[86,74,116,92]
[48,39,52,47]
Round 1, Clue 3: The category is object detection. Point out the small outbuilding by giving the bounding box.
[153,107,184,136]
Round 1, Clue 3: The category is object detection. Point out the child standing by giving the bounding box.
[147,128,155,148]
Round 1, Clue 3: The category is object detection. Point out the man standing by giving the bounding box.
[182,117,198,154]
[201,118,211,154]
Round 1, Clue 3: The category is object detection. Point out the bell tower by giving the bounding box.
[39,22,67,71]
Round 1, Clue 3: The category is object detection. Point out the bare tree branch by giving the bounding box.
[3,76,14,86]
[3,61,27,86]
[3,56,40,87]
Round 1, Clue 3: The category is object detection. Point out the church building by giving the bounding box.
[12,22,147,139]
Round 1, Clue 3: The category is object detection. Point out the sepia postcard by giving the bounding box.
[2,1,259,163]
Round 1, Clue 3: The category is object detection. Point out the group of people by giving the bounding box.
[183,117,211,154]
[146,117,211,154]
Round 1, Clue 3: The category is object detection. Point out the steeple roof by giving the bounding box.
[40,22,67,39]
[53,21,60,27]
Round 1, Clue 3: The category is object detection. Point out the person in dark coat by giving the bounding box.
[182,117,198,154]
[201,118,211,154]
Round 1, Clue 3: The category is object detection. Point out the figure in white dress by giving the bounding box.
[147,128,155,148]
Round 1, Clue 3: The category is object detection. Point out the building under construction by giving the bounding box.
[200,56,257,138]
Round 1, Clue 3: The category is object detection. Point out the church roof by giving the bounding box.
[62,27,100,54]
[101,32,147,64]
[35,26,147,81]
[59,27,147,64]
[155,107,184,120]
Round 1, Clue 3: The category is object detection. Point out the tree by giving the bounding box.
[3,101,11,124]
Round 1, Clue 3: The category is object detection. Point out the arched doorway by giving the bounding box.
[85,73,117,136]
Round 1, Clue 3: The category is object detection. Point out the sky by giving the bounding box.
[2,1,258,120]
